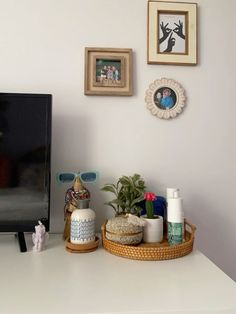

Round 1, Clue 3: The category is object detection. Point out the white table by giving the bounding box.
[1,234,236,314]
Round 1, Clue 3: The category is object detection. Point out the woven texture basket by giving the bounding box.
[102,219,196,261]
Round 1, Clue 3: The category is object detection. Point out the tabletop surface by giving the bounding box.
[0,234,236,314]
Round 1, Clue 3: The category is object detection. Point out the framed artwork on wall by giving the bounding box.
[84,47,133,96]
[147,1,197,65]
[145,78,186,119]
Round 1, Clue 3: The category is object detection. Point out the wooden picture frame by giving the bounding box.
[147,1,197,65]
[84,48,133,96]
[145,78,186,119]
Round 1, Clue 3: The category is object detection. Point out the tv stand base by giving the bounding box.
[16,232,27,252]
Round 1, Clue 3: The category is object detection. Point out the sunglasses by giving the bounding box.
[56,171,98,184]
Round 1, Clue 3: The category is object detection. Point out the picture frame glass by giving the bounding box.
[94,57,125,87]
[153,87,177,110]
[158,12,188,55]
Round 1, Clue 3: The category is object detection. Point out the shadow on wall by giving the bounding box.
[90,175,120,232]
[50,113,92,233]
[50,113,116,233]
[188,192,236,281]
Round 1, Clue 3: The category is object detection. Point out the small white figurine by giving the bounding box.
[32,221,49,252]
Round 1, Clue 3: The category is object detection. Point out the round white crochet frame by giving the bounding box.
[145,78,186,119]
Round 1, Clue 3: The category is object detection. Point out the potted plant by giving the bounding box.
[142,192,163,243]
[101,173,146,216]
[101,174,146,245]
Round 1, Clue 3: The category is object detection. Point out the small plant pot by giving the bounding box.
[142,215,163,243]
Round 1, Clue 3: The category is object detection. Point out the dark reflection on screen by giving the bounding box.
[0,94,51,226]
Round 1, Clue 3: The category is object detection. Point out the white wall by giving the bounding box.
[0,0,235,281]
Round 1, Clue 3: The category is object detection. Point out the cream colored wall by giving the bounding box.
[0,0,235,280]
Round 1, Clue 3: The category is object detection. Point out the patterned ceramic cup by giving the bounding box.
[70,209,95,244]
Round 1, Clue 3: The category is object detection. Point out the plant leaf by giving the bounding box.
[104,202,118,213]
[101,184,117,195]
[130,195,145,208]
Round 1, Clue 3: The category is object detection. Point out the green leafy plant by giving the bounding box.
[101,173,146,215]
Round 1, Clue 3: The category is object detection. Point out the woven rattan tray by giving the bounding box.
[102,219,196,261]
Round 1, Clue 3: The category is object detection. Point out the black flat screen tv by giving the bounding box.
[0,93,52,251]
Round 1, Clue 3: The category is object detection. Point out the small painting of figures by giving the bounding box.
[96,58,122,86]
[154,87,177,110]
[85,47,132,95]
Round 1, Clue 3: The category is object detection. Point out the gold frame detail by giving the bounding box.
[84,47,133,96]
[147,1,197,65]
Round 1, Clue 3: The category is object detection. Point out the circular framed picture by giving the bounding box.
[145,78,186,119]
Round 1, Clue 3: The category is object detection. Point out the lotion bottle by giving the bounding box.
[167,190,184,246]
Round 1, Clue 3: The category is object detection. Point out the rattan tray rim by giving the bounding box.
[102,219,196,261]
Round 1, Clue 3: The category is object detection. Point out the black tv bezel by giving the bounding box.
[0,92,52,233]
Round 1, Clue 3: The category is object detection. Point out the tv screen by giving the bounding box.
[0,93,51,237]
